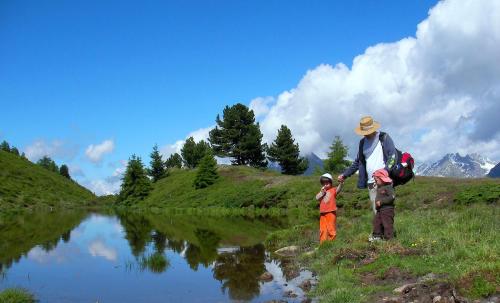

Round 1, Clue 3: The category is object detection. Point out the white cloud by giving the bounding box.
[68,164,85,177]
[253,0,500,163]
[249,96,274,118]
[24,139,77,162]
[85,161,126,196]
[85,139,115,163]
[88,239,118,261]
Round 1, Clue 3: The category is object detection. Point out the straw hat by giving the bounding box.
[355,116,381,136]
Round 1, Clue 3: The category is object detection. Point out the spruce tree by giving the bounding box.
[324,136,351,173]
[10,147,20,156]
[165,153,183,169]
[37,155,59,173]
[208,103,267,167]
[59,164,71,179]
[149,144,167,182]
[193,152,219,189]
[0,140,10,152]
[267,125,308,175]
[117,155,152,205]
[181,137,210,168]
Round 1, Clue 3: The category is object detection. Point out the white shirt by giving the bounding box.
[365,141,385,184]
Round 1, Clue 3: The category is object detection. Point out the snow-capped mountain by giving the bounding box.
[416,153,496,178]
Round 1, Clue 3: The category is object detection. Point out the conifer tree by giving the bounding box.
[59,164,71,179]
[324,136,351,173]
[267,125,308,175]
[10,147,20,156]
[181,137,210,168]
[208,103,267,167]
[149,144,167,182]
[165,153,183,169]
[0,140,10,152]
[117,155,152,204]
[193,152,219,189]
[37,155,59,173]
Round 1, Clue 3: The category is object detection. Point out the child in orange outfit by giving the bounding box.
[315,173,343,243]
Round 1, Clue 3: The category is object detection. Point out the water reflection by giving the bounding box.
[0,211,311,302]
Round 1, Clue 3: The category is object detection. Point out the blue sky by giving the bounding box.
[1,0,444,193]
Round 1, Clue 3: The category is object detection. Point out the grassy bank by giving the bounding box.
[0,150,96,212]
[0,288,35,303]
[266,179,500,302]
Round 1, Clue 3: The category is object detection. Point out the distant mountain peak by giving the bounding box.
[416,152,496,178]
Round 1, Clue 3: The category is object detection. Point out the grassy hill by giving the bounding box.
[133,165,500,213]
[0,150,96,212]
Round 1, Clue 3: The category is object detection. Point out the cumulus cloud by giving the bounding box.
[24,139,78,161]
[254,0,500,163]
[249,96,274,118]
[88,239,118,261]
[85,162,126,196]
[85,139,115,163]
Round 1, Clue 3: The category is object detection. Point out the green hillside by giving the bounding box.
[0,150,96,212]
[133,165,500,213]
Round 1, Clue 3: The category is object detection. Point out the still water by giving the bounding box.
[0,211,313,302]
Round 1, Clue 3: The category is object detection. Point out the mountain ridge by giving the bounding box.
[416,152,496,178]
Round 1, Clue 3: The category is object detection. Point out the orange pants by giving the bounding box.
[319,212,337,243]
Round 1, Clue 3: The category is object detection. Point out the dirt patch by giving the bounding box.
[332,247,377,265]
[360,267,417,286]
[383,242,422,256]
[372,282,466,303]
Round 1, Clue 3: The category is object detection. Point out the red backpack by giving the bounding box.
[390,149,415,186]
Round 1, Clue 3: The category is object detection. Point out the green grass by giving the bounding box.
[0,288,36,303]
[0,150,96,212]
[266,200,499,302]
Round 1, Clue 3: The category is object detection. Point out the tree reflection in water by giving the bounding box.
[213,244,266,301]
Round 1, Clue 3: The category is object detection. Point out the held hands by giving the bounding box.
[376,201,381,208]
[337,175,345,182]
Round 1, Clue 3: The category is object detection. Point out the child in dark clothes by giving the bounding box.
[369,168,396,241]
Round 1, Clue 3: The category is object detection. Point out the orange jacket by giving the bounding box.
[316,187,337,213]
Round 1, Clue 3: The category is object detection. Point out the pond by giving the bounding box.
[0,211,313,302]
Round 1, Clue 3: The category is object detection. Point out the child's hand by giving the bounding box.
[376,201,381,208]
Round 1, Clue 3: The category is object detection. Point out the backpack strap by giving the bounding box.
[379,131,386,142]
[358,138,366,165]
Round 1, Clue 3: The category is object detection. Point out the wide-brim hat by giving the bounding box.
[355,116,381,136]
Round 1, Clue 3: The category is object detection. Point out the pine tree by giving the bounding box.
[117,155,152,205]
[0,140,10,152]
[37,155,59,173]
[193,152,219,189]
[59,164,71,179]
[149,144,167,182]
[181,137,210,168]
[267,125,308,175]
[10,146,20,156]
[208,103,267,167]
[21,152,27,160]
[165,153,183,169]
[324,136,351,173]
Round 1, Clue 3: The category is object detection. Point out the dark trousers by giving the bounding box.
[372,207,395,239]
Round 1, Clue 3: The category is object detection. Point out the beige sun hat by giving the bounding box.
[354,116,381,136]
